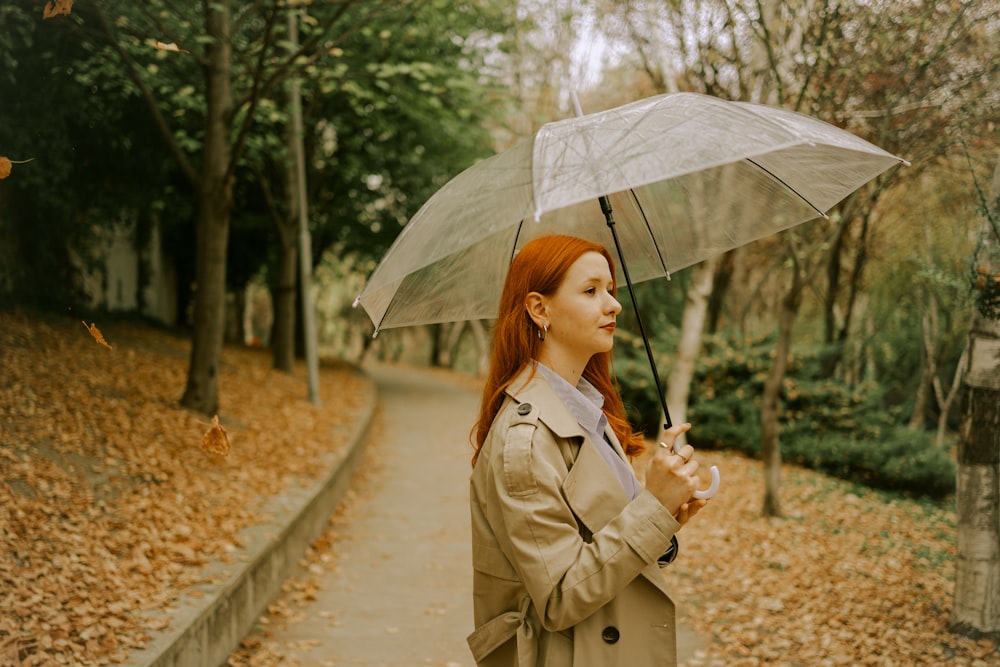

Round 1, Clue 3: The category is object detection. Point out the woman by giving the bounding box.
[467,234,709,667]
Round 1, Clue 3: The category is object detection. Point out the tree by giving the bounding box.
[0,2,177,311]
[77,0,464,415]
[594,0,998,515]
[753,0,997,515]
[255,0,512,373]
[952,155,1000,639]
[67,0,329,413]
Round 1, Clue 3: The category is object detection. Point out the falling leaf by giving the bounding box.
[42,0,73,19]
[201,415,230,457]
[152,41,186,53]
[0,157,34,180]
[83,321,113,350]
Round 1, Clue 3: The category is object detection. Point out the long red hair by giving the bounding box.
[472,234,645,466]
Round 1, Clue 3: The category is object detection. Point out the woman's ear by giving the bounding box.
[524,292,548,329]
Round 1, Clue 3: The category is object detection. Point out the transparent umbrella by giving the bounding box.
[354,91,906,459]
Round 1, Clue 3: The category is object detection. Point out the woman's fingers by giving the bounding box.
[659,421,691,446]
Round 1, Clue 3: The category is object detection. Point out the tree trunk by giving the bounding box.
[760,264,803,518]
[822,213,871,378]
[663,258,716,446]
[271,245,298,372]
[271,111,300,374]
[909,295,939,430]
[707,250,735,334]
[438,321,465,368]
[180,1,233,416]
[952,156,1000,638]
[470,320,490,376]
[429,324,445,367]
[936,343,967,446]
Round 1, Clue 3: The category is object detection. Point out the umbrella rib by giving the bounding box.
[627,188,671,278]
[745,158,827,219]
[509,219,525,268]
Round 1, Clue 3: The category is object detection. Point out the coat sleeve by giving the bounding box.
[484,408,680,632]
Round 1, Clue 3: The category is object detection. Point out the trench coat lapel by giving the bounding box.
[506,368,630,534]
[506,367,676,601]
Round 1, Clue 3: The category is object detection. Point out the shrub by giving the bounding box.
[615,332,956,498]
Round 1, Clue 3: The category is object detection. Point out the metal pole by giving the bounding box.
[288,8,321,406]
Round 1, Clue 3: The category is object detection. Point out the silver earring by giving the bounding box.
[537,324,547,341]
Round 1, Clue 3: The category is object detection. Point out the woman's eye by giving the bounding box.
[585,287,596,295]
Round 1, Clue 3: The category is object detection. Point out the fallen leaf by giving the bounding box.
[42,0,73,19]
[201,415,230,457]
[83,321,113,350]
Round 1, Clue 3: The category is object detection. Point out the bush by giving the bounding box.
[785,427,955,498]
[615,332,956,498]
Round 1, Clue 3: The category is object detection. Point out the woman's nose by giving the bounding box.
[608,294,622,314]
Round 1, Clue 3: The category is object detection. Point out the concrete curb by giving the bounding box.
[125,373,378,667]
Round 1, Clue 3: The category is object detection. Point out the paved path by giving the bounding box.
[257,363,478,666]
[252,363,704,666]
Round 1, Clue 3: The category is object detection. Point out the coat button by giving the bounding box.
[517,403,532,415]
[601,626,620,644]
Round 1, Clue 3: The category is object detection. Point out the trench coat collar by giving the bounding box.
[505,365,630,532]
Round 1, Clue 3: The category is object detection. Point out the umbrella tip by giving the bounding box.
[352,295,361,308]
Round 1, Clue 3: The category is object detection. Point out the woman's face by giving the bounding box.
[537,251,622,370]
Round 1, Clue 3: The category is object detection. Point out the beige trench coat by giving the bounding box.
[468,368,681,667]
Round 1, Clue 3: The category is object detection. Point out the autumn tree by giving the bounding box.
[751,0,996,516]
[952,155,1000,639]
[594,0,998,515]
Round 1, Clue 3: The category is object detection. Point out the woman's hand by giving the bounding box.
[673,498,708,527]
[643,422,710,521]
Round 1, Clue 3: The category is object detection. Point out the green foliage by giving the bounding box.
[787,427,955,499]
[616,332,955,498]
[0,0,514,312]
[0,1,175,308]
[299,0,513,261]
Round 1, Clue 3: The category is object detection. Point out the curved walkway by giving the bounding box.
[254,363,706,666]
[258,363,479,665]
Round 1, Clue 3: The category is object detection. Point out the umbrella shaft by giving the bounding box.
[600,195,673,431]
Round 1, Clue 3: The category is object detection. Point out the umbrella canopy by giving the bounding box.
[356,92,906,333]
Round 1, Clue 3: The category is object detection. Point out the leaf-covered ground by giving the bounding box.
[667,447,998,666]
[1,312,373,666]
[1,312,997,666]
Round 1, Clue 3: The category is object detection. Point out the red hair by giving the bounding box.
[472,235,645,466]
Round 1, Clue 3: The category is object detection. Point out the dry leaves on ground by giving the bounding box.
[1,311,373,666]
[666,448,997,666]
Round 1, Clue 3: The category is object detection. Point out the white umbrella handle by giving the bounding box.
[674,440,720,500]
